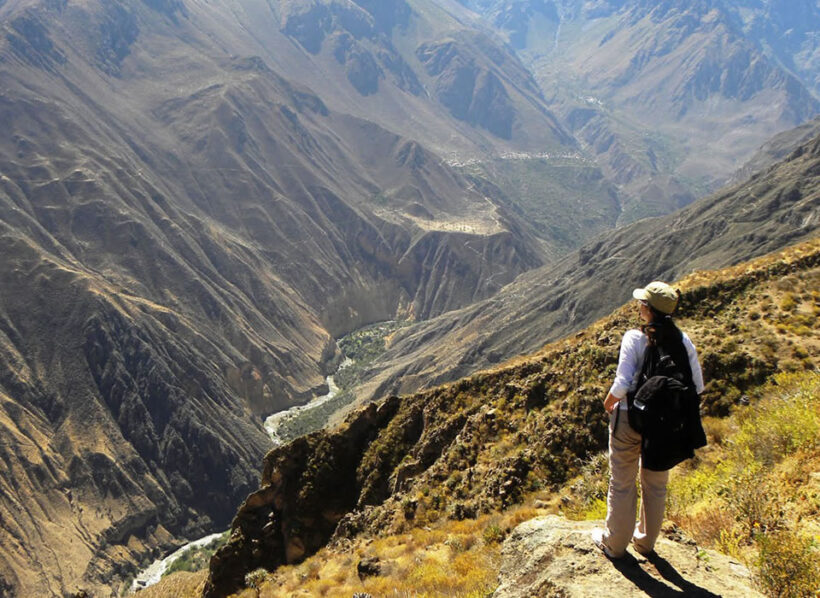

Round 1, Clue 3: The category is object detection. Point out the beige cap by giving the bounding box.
[633,281,679,315]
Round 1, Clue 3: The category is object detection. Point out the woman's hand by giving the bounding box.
[603,393,620,413]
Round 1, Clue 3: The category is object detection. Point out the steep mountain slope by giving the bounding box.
[0,0,577,596]
[2,1,818,595]
[254,0,625,254]
[355,124,820,403]
[181,0,573,155]
[202,239,820,597]
[733,115,820,183]
[459,0,820,221]
[734,0,820,98]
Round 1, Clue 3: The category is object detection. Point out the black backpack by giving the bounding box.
[627,334,706,471]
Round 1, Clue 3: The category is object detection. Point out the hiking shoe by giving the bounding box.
[591,528,620,558]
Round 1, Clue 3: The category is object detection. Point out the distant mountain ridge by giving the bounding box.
[1,0,819,596]
[733,115,820,183]
[458,0,820,221]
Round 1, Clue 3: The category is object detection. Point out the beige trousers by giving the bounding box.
[602,408,669,556]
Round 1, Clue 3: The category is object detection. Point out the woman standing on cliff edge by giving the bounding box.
[592,281,706,558]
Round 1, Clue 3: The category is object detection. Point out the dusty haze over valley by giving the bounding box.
[0,0,818,596]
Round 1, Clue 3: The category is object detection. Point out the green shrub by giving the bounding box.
[245,567,268,590]
[721,467,783,540]
[482,523,505,545]
[667,371,820,594]
[563,452,609,520]
[731,372,820,466]
[779,293,797,312]
[163,532,229,576]
[755,530,820,598]
[667,459,727,521]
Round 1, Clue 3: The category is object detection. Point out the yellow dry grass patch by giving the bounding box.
[666,371,820,592]
[560,370,820,595]
[223,505,552,597]
[135,570,207,598]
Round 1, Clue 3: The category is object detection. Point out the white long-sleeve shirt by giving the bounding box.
[609,329,704,411]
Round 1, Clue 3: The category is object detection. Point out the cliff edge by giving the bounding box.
[200,239,819,597]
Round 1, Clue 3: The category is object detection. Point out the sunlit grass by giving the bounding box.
[667,371,820,595]
[222,504,557,598]
[559,370,820,597]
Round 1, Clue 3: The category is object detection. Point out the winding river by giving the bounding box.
[130,358,353,592]
[129,531,224,593]
[263,357,353,446]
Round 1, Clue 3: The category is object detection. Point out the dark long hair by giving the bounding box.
[642,306,683,348]
[641,305,694,386]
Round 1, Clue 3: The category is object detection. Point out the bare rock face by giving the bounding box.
[203,396,405,598]
[416,33,524,139]
[495,516,763,598]
[464,0,820,221]
[0,0,557,594]
[6,12,67,70]
[281,0,421,96]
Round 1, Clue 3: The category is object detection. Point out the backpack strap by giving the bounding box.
[627,342,658,411]
[656,337,694,390]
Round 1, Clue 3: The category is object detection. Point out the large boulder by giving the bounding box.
[495,516,763,598]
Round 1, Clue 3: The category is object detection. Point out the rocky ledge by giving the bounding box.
[495,516,763,598]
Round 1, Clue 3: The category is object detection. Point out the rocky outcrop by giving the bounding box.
[417,38,515,138]
[0,0,566,595]
[415,30,568,141]
[5,12,67,70]
[495,516,763,598]
[203,348,612,598]
[488,0,560,50]
[280,1,373,55]
[203,396,406,597]
[94,1,140,75]
[202,331,617,595]
[280,0,421,96]
[350,0,411,34]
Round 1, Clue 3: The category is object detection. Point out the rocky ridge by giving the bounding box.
[460,0,820,221]
[1,1,820,595]
[732,115,820,184]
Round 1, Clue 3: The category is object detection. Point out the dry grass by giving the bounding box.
[217,504,552,598]
[133,570,207,598]
[666,371,820,594]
